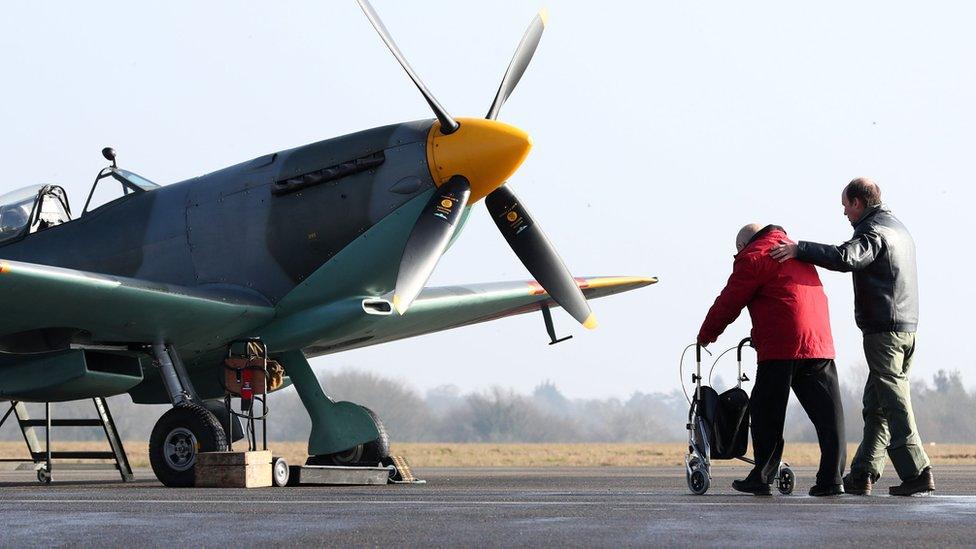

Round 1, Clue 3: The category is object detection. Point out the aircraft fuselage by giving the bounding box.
[1,119,440,306]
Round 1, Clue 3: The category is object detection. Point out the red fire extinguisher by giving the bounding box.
[240,368,254,410]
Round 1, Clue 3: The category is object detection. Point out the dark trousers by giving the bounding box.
[748,359,846,486]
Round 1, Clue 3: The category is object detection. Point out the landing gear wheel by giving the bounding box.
[777,466,795,495]
[307,407,390,467]
[37,468,51,484]
[359,407,390,464]
[319,443,364,466]
[149,402,228,487]
[272,457,290,487]
[689,469,710,495]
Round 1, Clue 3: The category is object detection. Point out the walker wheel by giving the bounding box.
[689,469,710,495]
[37,468,52,484]
[777,466,795,495]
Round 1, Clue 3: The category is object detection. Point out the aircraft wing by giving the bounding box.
[0,259,274,352]
[301,276,657,356]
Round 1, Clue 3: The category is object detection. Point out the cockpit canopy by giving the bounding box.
[0,185,71,245]
[0,167,159,246]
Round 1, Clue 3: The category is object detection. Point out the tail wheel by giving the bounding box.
[308,406,390,466]
[149,402,227,487]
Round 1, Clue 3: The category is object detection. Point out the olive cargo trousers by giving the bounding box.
[850,332,931,481]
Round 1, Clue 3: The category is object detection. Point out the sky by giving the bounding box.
[1,1,973,399]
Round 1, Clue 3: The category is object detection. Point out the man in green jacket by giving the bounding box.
[770,177,934,496]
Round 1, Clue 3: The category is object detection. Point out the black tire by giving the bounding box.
[307,406,390,467]
[272,457,290,487]
[149,402,227,487]
[777,466,795,495]
[689,469,710,495]
[360,407,390,465]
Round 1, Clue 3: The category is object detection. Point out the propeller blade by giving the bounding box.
[482,12,588,325]
[356,0,459,134]
[486,185,596,328]
[393,176,471,314]
[486,9,548,120]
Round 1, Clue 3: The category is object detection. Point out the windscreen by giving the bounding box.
[0,185,40,244]
[115,169,160,191]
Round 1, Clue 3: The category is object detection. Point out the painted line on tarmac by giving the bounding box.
[0,497,973,507]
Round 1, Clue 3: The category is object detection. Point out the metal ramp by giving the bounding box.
[0,398,133,483]
[285,455,425,486]
[286,464,391,486]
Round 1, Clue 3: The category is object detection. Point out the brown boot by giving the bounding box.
[842,472,872,495]
[889,467,935,496]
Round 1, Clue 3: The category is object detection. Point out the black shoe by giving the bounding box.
[889,467,935,497]
[843,472,872,496]
[732,478,772,496]
[808,484,844,497]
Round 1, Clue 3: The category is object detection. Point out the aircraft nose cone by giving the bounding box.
[426,117,532,202]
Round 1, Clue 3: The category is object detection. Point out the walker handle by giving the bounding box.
[736,337,752,362]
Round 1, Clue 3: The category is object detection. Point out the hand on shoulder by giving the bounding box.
[769,240,798,263]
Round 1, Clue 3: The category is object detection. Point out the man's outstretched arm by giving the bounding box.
[698,255,765,345]
[769,232,883,272]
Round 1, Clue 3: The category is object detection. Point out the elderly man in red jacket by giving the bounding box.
[698,223,845,496]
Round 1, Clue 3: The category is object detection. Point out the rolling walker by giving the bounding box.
[683,338,794,495]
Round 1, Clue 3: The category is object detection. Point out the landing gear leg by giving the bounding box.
[147,343,227,487]
[152,343,190,406]
[276,350,383,462]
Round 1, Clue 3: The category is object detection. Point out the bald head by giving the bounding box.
[736,223,763,252]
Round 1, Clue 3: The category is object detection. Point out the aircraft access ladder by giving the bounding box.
[0,398,133,483]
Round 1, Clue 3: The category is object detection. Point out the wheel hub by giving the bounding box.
[330,444,365,465]
[274,460,288,482]
[163,427,199,471]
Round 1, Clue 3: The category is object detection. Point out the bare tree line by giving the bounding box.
[1,368,973,444]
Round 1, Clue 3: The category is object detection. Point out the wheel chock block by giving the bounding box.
[195,451,272,488]
[385,455,425,484]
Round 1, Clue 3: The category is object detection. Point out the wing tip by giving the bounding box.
[539,8,549,26]
[579,276,658,290]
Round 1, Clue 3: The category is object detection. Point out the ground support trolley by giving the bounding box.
[222,338,289,486]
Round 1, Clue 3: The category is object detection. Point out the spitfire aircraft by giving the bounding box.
[0,1,655,486]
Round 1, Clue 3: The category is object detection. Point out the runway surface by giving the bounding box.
[1,465,974,547]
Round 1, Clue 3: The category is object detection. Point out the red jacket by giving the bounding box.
[698,226,835,362]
